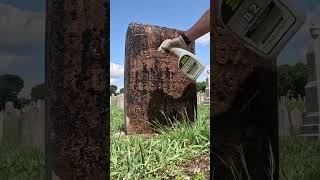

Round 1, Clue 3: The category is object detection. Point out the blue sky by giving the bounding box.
[0,0,45,98]
[110,0,210,89]
[277,0,320,64]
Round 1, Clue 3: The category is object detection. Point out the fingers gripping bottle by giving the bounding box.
[169,47,206,80]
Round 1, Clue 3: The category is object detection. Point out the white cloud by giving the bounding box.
[0,52,29,70]
[0,3,45,49]
[18,79,42,98]
[196,33,210,46]
[110,62,124,78]
[110,78,117,84]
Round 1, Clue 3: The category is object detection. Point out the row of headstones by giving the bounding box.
[279,96,305,103]
[0,101,44,150]
[110,92,209,108]
[109,93,301,110]
[278,102,304,136]
[110,93,124,110]
[197,92,209,105]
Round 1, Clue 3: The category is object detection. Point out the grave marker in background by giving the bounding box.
[290,108,303,130]
[124,23,197,134]
[301,28,320,137]
[279,103,290,136]
[0,111,3,144]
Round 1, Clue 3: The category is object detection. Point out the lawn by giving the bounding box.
[279,136,320,180]
[0,144,45,180]
[1,105,319,180]
[110,105,210,180]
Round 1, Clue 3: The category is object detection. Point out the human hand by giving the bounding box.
[158,36,187,53]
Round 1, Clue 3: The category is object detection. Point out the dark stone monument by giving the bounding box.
[211,3,279,179]
[301,29,320,136]
[46,0,108,179]
[124,23,197,134]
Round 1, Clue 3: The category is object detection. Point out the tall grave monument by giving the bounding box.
[301,27,320,137]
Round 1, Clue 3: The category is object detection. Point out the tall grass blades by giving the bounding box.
[110,105,210,179]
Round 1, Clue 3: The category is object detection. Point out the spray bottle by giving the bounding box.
[159,46,205,80]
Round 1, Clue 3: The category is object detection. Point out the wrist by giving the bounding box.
[180,32,192,45]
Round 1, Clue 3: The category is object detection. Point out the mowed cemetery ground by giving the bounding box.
[111,105,320,180]
[110,105,210,180]
[0,105,319,179]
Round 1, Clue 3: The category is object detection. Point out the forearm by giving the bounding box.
[185,9,210,41]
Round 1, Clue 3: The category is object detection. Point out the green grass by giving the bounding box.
[110,105,210,180]
[0,116,45,180]
[280,136,320,180]
[0,144,45,180]
[281,100,304,112]
[1,104,319,180]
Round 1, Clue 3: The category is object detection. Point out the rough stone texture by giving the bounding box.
[302,38,320,137]
[2,102,21,145]
[124,23,197,134]
[290,108,303,129]
[211,3,279,179]
[46,0,108,179]
[19,100,45,150]
[279,103,290,136]
[0,111,3,144]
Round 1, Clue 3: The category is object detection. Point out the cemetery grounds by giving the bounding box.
[0,104,319,179]
[111,102,320,180]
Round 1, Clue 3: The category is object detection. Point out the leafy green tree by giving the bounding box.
[119,88,124,94]
[196,81,206,92]
[31,83,47,101]
[110,85,118,96]
[277,63,308,97]
[0,74,24,110]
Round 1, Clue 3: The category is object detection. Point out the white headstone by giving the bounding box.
[0,111,3,144]
[314,35,320,137]
[5,102,14,111]
[290,108,303,129]
[278,103,290,136]
[116,93,124,110]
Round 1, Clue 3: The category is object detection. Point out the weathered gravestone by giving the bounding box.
[0,111,3,144]
[46,0,108,179]
[205,70,210,105]
[124,23,197,134]
[20,100,45,150]
[290,108,303,130]
[116,93,124,110]
[278,103,290,136]
[302,29,320,137]
[211,3,278,179]
[2,102,21,145]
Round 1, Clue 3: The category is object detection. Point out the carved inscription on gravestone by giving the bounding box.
[125,23,197,134]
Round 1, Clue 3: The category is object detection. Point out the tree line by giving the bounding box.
[110,62,309,97]
[1,62,309,110]
[0,74,46,111]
